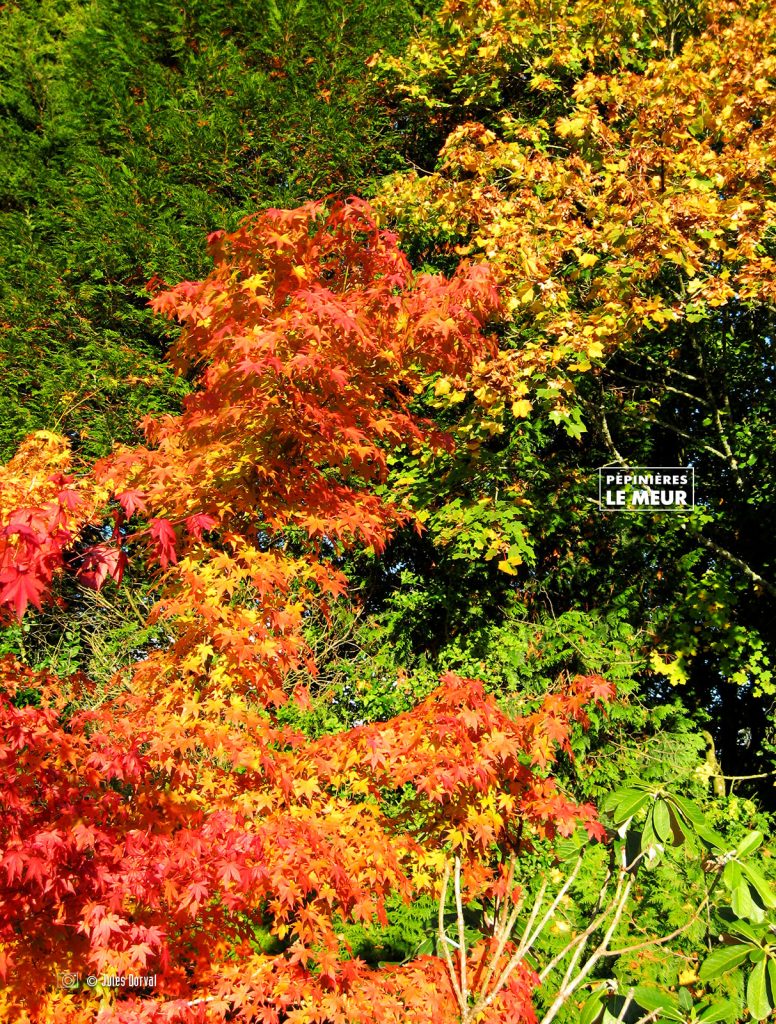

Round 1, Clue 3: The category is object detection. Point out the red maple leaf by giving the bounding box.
[149,518,178,568]
[116,488,148,518]
[77,544,127,591]
[0,567,46,620]
[185,513,218,540]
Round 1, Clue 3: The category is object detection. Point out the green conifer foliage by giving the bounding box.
[0,0,426,461]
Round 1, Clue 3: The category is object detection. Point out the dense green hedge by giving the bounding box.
[0,0,425,461]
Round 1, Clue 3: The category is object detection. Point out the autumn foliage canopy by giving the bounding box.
[4,0,776,1017]
[0,201,612,1022]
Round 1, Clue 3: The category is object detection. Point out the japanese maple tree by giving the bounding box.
[0,201,615,1023]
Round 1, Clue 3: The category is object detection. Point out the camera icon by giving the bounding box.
[57,970,80,990]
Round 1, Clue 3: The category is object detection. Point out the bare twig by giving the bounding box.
[603,897,709,956]
[618,351,701,383]
[454,857,469,1010]
[477,855,584,1016]
[540,875,635,1024]
[438,861,464,1006]
[616,987,636,1023]
[492,856,517,938]
[634,1011,663,1024]
[522,852,586,954]
[710,769,776,780]
[477,876,547,1006]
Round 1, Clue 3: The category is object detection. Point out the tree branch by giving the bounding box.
[438,861,464,1006]
[690,335,745,490]
[454,857,469,1011]
[603,897,709,956]
[539,875,635,1024]
[600,407,627,465]
[640,415,726,459]
[693,533,776,599]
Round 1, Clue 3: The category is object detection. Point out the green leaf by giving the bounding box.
[722,860,742,891]
[663,794,726,848]
[699,945,751,981]
[605,787,651,824]
[653,799,672,844]
[697,999,738,1023]
[640,817,663,867]
[746,959,772,1021]
[579,990,605,1024]
[600,792,620,815]
[668,793,707,827]
[735,830,763,858]
[694,821,729,850]
[666,803,686,846]
[633,986,680,1014]
[731,881,754,919]
[740,862,776,909]
[727,919,764,943]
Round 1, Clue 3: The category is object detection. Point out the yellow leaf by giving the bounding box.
[650,650,688,686]
[242,273,267,292]
[498,560,517,575]
[511,399,533,418]
[558,116,587,137]
[678,968,699,986]
[579,252,598,268]
[448,828,465,848]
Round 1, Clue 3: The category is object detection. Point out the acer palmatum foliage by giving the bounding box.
[0,432,112,621]
[1,663,610,1022]
[0,201,614,1023]
[97,198,501,708]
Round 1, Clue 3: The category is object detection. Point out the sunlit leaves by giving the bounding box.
[0,432,108,619]
[0,200,618,1023]
[373,0,776,447]
[699,922,776,1022]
